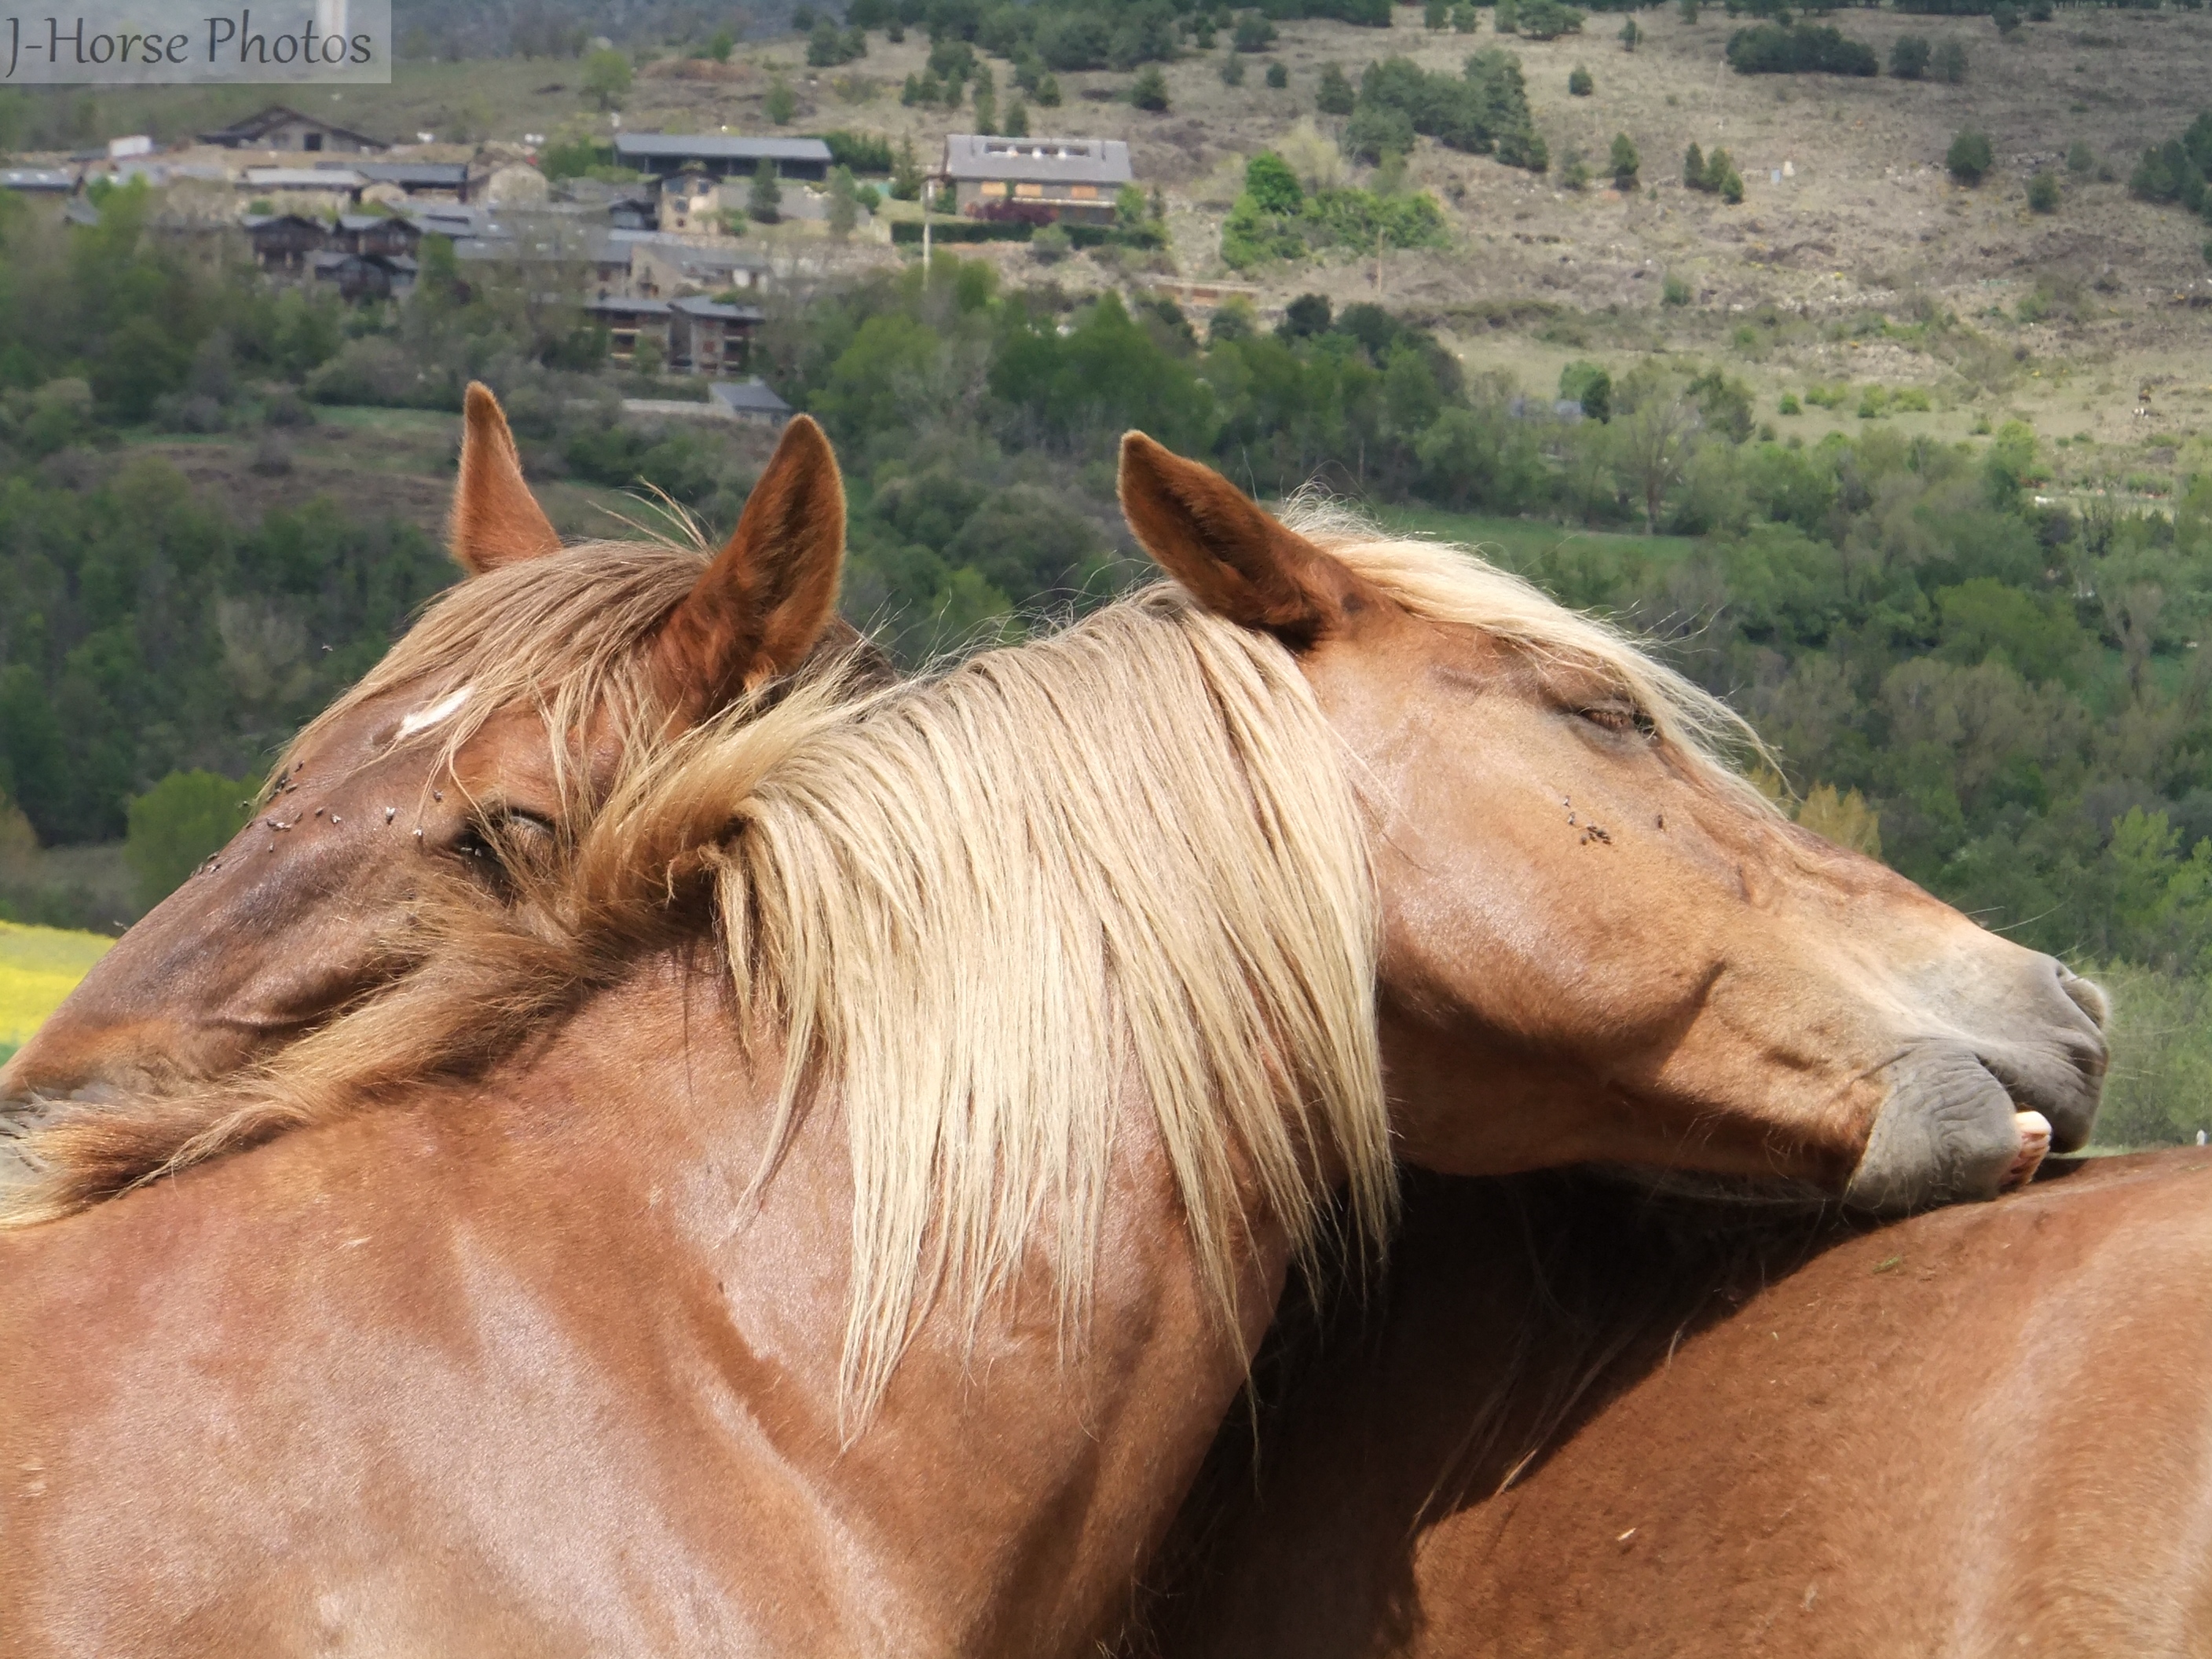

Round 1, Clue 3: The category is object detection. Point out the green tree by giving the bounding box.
[1947,127,1994,185]
[1221,52,1247,84]
[1234,11,1278,49]
[583,47,632,110]
[1619,16,1639,49]
[1610,132,1639,188]
[749,157,784,222]
[892,135,924,200]
[125,771,253,911]
[1265,60,1288,87]
[2026,170,2060,213]
[1568,63,1594,94]
[766,76,798,123]
[1933,36,1966,82]
[1991,2,2020,35]
[1130,64,1170,109]
[1679,0,1699,21]
[1245,151,1306,214]
[2066,139,2094,175]
[1452,4,1478,31]
[827,164,859,239]
[707,26,736,62]
[1115,182,1149,229]
[1317,62,1356,113]
[1426,0,1448,26]
[1889,33,1928,78]
[1684,141,1705,188]
[1004,100,1029,135]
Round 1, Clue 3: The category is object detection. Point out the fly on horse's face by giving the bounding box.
[1,388,855,1112]
[1119,434,2107,1213]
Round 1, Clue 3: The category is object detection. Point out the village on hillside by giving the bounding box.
[0,98,1170,426]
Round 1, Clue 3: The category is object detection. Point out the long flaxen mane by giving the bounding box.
[2,519,1769,1423]
[269,529,724,808]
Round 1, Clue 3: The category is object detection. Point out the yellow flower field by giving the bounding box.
[0,921,112,1053]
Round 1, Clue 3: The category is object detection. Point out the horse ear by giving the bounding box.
[651,414,846,717]
[449,383,562,576]
[1116,431,1363,648]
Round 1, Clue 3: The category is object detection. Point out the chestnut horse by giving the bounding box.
[1,384,857,1120]
[1129,1147,2212,1659]
[0,440,2100,1654]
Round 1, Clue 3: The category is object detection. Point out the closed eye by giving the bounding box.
[1577,703,1658,739]
[452,808,558,886]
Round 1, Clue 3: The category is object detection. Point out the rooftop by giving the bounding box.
[328,160,471,189]
[672,296,766,321]
[941,135,1133,186]
[202,105,388,151]
[246,167,364,189]
[710,379,794,416]
[612,134,833,164]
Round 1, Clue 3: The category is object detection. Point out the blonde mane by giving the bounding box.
[3,518,1774,1427]
[270,531,718,808]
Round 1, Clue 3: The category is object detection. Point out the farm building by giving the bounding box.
[611,134,832,185]
[941,136,1132,226]
[709,379,793,428]
[200,105,387,154]
[324,160,474,203]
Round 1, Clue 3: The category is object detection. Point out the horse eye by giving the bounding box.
[1579,704,1657,741]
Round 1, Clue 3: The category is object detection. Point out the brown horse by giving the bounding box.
[1130,1146,2212,1658]
[1,384,855,1119]
[0,439,2100,1654]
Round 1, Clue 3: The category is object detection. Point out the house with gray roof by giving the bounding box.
[320,159,473,201]
[709,378,793,427]
[201,104,387,154]
[612,134,832,184]
[940,135,1133,225]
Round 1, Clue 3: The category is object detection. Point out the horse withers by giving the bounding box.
[0,439,2104,1654]
[0,385,859,1131]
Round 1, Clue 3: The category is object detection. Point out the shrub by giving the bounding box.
[1933,36,1966,81]
[1317,61,1357,112]
[1947,126,1994,185]
[1426,0,1449,25]
[1684,141,1705,187]
[1568,63,1594,94]
[1518,0,1584,38]
[2026,170,2060,213]
[1778,390,1801,413]
[1991,1,2020,34]
[1620,16,1639,49]
[1610,131,1639,188]
[2066,139,2093,175]
[1680,0,1699,20]
[1452,4,1478,30]
[1234,10,1278,49]
[1560,359,1612,420]
[765,76,798,123]
[1662,271,1692,305]
[2028,0,2050,17]
[1221,53,1246,84]
[1266,59,1289,86]
[1130,64,1170,109]
[1890,33,1929,77]
[1495,0,1518,30]
[1726,21,1879,75]
[1561,148,1591,190]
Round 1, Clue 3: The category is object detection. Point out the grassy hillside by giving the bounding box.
[0,921,112,1060]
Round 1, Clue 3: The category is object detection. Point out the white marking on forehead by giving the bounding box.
[397,685,473,741]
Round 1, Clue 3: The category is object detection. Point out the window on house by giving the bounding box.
[1014,183,1042,198]
[1071,185,1098,200]
[980,181,1007,197]
[303,133,323,152]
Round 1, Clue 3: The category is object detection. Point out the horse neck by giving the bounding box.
[539,953,1302,1651]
